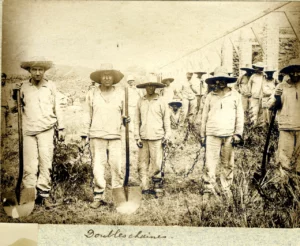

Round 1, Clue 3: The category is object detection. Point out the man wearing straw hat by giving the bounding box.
[201,66,244,202]
[81,64,130,209]
[19,57,65,208]
[248,61,265,125]
[178,72,198,123]
[261,66,277,125]
[236,64,254,113]
[135,76,171,195]
[160,77,176,104]
[193,71,207,113]
[267,58,300,179]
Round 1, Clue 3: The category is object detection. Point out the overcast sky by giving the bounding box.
[1,1,296,75]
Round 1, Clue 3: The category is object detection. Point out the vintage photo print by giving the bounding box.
[1,0,300,234]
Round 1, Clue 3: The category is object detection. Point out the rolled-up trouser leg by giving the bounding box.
[148,139,163,180]
[295,131,300,173]
[23,134,39,196]
[90,138,107,200]
[203,136,222,193]
[36,128,54,198]
[137,140,150,190]
[107,139,123,189]
[220,136,234,191]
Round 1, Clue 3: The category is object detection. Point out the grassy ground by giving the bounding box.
[1,105,300,227]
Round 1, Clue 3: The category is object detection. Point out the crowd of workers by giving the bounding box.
[1,56,300,209]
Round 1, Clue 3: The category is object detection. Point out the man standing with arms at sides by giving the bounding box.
[135,76,171,195]
[248,62,265,126]
[201,66,244,203]
[267,59,300,181]
[193,71,207,114]
[81,64,130,209]
[18,57,65,208]
[236,64,254,114]
[177,72,198,123]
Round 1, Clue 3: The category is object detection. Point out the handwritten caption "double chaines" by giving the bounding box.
[85,229,167,239]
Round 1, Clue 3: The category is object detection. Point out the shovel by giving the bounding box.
[112,87,142,214]
[253,104,278,185]
[2,88,35,218]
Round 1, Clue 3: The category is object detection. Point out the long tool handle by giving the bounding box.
[261,108,277,178]
[124,87,130,188]
[15,89,23,204]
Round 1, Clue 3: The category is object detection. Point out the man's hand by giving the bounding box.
[231,134,242,146]
[136,139,143,148]
[58,129,66,142]
[200,137,206,147]
[275,87,283,96]
[79,137,88,151]
[162,136,170,147]
[122,116,131,126]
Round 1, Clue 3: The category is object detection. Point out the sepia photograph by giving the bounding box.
[1,0,300,233]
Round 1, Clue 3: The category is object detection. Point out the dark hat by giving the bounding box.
[205,66,237,84]
[20,56,53,71]
[186,72,193,77]
[90,64,124,84]
[240,64,254,72]
[169,101,182,108]
[136,76,165,89]
[162,78,174,84]
[280,58,300,74]
[194,71,207,75]
[1,73,7,78]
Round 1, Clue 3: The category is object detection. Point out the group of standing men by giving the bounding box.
[1,56,300,210]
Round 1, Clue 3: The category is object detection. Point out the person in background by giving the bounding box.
[160,77,176,104]
[177,72,198,123]
[193,71,207,114]
[261,66,277,125]
[201,66,244,203]
[236,64,254,113]
[248,62,265,126]
[135,76,170,195]
[1,73,11,136]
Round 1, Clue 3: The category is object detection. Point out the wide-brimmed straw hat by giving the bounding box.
[20,56,53,71]
[264,66,276,73]
[240,63,254,71]
[90,64,124,84]
[162,77,174,84]
[136,75,165,89]
[205,66,237,84]
[253,62,265,69]
[169,100,182,108]
[280,58,300,74]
